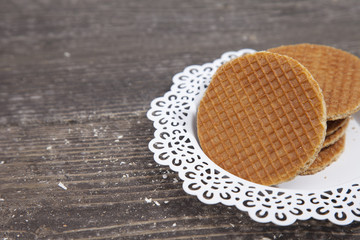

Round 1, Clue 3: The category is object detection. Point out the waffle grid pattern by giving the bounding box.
[268,44,360,120]
[198,52,326,185]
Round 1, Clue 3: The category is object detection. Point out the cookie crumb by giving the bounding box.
[58,182,67,190]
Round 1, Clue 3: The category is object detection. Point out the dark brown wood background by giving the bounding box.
[1,0,360,239]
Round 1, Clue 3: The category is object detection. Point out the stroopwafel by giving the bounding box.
[197,51,327,185]
[268,44,360,120]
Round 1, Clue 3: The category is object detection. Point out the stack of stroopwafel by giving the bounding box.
[197,44,360,185]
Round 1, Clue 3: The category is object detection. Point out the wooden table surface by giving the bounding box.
[1,1,360,239]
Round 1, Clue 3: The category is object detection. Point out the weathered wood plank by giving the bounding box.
[2,108,360,239]
[1,0,360,126]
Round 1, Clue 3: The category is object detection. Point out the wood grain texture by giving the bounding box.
[1,0,360,239]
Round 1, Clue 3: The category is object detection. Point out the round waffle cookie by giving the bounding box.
[301,135,346,175]
[326,118,348,136]
[197,51,327,186]
[323,118,349,148]
[268,44,360,120]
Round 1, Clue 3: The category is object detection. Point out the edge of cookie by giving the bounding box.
[301,135,346,175]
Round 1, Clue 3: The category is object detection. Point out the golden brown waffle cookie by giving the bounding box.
[323,118,349,148]
[268,44,360,120]
[326,118,348,136]
[197,51,327,186]
[301,135,346,175]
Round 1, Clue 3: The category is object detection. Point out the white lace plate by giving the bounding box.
[147,49,360,226]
